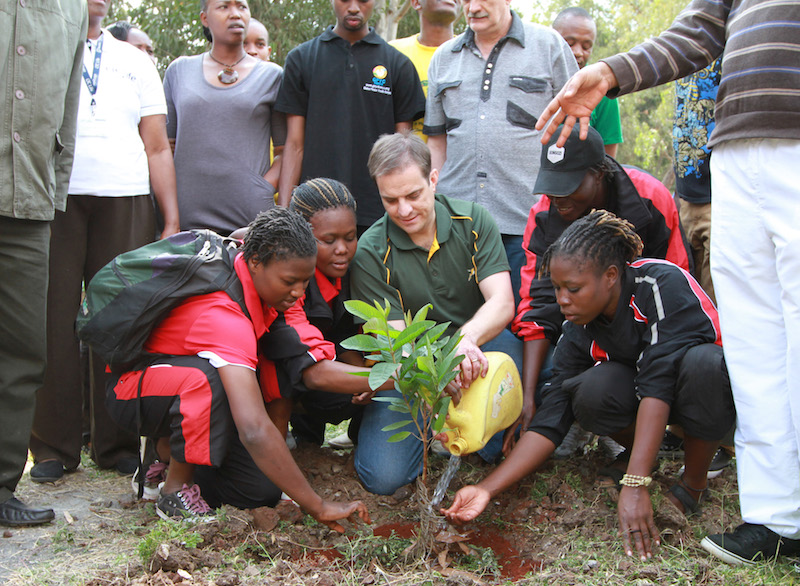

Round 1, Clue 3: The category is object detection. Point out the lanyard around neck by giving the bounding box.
[82,34,104,110]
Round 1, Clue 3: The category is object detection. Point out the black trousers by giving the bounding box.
[290,390,363,445]
[0,218,50,502]
[567,343,736,442]
[193,433,282,510]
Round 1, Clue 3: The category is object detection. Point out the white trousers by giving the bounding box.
[711,139,800,539]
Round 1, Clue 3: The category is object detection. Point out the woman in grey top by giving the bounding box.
[164,0,286,235]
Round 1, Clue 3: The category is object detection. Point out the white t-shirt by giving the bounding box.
[68,31,167,196]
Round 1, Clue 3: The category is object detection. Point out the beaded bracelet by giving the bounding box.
[620,474,653,488]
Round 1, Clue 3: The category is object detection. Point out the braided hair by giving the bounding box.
[540,210,643,277]
[242,207,316,265]
[289,178,357,223]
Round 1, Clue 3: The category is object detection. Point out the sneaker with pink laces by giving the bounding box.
[131,461,167,501]
[156,484,214,521]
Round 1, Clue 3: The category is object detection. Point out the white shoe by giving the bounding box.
[327,432,354,449]
[431,439,451,456]
[679,448,733,479]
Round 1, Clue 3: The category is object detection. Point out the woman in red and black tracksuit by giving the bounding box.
[107,208,371,523]
[443,210,735,561]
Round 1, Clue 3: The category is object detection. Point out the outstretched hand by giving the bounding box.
[441,485,491,524]
[536,62,618,147]
[310,499,371,533]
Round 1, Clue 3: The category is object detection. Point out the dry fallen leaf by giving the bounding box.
[435,528,472,543]
[437,549,450,570]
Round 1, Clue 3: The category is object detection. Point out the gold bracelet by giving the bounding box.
[620,474,652,488]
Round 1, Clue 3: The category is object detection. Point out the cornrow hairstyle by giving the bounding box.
[242,207,316,265]
[540,210,643,277]
[289,178,357,223]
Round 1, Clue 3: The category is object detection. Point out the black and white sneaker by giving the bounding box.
[156,484,214,522]
[701,523,800,565]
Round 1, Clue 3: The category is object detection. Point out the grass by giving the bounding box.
[137,519,204,565]
[335,529,415,569]
[458,544,503,579]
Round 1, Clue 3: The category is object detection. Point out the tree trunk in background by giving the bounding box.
[374,0,412,41]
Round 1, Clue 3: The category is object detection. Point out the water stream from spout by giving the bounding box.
[430,453,462,509]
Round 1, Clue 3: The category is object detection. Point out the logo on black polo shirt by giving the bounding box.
[364,64,392,95]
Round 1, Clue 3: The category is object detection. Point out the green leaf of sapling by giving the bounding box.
[392,321,434,352]
[340,334,382,352]
[381,419,413,431]
[422,322,450,345]
[411,304,433,323]
[387,431,412,443]
[343,299,387,322]
[368,362,397,390]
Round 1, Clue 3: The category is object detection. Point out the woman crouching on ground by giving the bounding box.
[108,208,369,527]
[442,210,735,560]
[285,178,370,446]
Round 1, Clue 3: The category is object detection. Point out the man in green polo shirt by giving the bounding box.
[350,132,521,495]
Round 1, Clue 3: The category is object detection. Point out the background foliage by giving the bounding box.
[109,0,689,183]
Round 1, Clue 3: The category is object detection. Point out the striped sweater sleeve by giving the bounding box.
[601,0,800,145]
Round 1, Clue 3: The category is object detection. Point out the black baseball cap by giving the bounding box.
[533,125,605,197]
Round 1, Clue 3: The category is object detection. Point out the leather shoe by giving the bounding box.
[0,497,55,526]
[30,459,64,483]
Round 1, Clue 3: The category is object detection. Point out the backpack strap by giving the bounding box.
[222,271,250,320]
[133,356,158,500]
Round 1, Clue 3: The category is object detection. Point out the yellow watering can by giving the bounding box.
[441,351,523,455]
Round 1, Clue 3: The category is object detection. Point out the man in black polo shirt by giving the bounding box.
[276,0,426,232]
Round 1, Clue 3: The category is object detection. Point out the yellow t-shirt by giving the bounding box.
[389,35,438,141]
